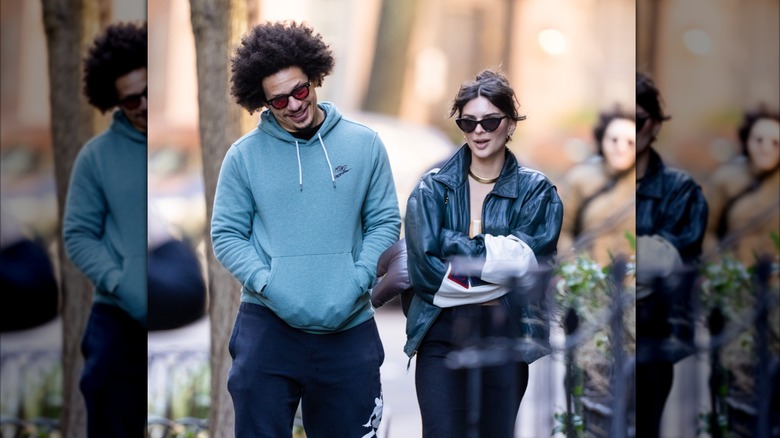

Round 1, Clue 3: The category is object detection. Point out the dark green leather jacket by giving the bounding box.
[403,146,563,362]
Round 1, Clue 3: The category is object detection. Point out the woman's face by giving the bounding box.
[636,104,657,155]
[601,118,636,172]
[746,118,780,173]
[460,96,515,164]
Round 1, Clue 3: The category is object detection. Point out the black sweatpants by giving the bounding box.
[80,303,147,438]
[228,302,385,437]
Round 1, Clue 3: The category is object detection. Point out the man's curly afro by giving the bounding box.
[231,21,334,114]
[82,21,147,112]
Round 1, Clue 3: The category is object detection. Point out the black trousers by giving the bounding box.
[80,302,147,437]
[228,302,385,438]
[635,361,674,438]
[415,301,530,438]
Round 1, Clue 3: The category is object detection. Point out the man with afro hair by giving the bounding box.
[62,21,147,437]
[211,21,400,436]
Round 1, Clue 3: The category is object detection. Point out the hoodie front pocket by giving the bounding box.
[263,252,364,331]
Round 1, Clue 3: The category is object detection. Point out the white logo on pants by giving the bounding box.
[361,393,383,438]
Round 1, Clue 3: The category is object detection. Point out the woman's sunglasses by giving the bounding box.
[119,87,147,110]
[266,82,311,110]
[636,114,650,130]
[455,116,506,133]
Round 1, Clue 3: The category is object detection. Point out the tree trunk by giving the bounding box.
[189,1,248,436]
[362,0,418,115]
[40,0,108,436]
[637,0,660,75]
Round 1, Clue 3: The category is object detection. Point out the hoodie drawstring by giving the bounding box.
[318,133,336,188]
[294,135,336,191]
[295,140,303,191]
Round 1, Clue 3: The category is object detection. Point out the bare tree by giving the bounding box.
[362,0,418,115]
[40,0,109,436]
[189,0,250,436]
[637,0,661,74]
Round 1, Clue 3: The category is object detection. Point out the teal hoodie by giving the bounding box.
[211,102,401,333]
[63,110,148,326]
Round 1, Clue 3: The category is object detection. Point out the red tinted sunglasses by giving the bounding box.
[266,82,311,110]
[119,87,147,110]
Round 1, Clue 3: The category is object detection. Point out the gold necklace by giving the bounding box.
[468,168,499,184]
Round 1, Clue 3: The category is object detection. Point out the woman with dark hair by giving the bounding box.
[635,72,707,264]
[635,72,708,438]
[704,107,780,264]
[403,69,563,437]
[558,106,636,265]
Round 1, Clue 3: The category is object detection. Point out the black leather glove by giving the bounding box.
[371,239,412,309]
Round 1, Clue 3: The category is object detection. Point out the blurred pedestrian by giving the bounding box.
[62,21,148,437]
[703,107,780,265]
[404,69,563,437]
[211,21,401,437]
[634,71,708,438]
[558,106,636,265]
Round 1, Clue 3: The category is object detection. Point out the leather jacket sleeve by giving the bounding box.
[405,182,456,304]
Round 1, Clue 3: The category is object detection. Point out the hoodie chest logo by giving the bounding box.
[334,165,351,179]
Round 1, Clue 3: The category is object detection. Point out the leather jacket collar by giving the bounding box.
[432,145,520,199]
[637,148,666,199]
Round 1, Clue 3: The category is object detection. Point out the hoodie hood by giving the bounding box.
[258,101,341,143]
[110,109,147,144]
